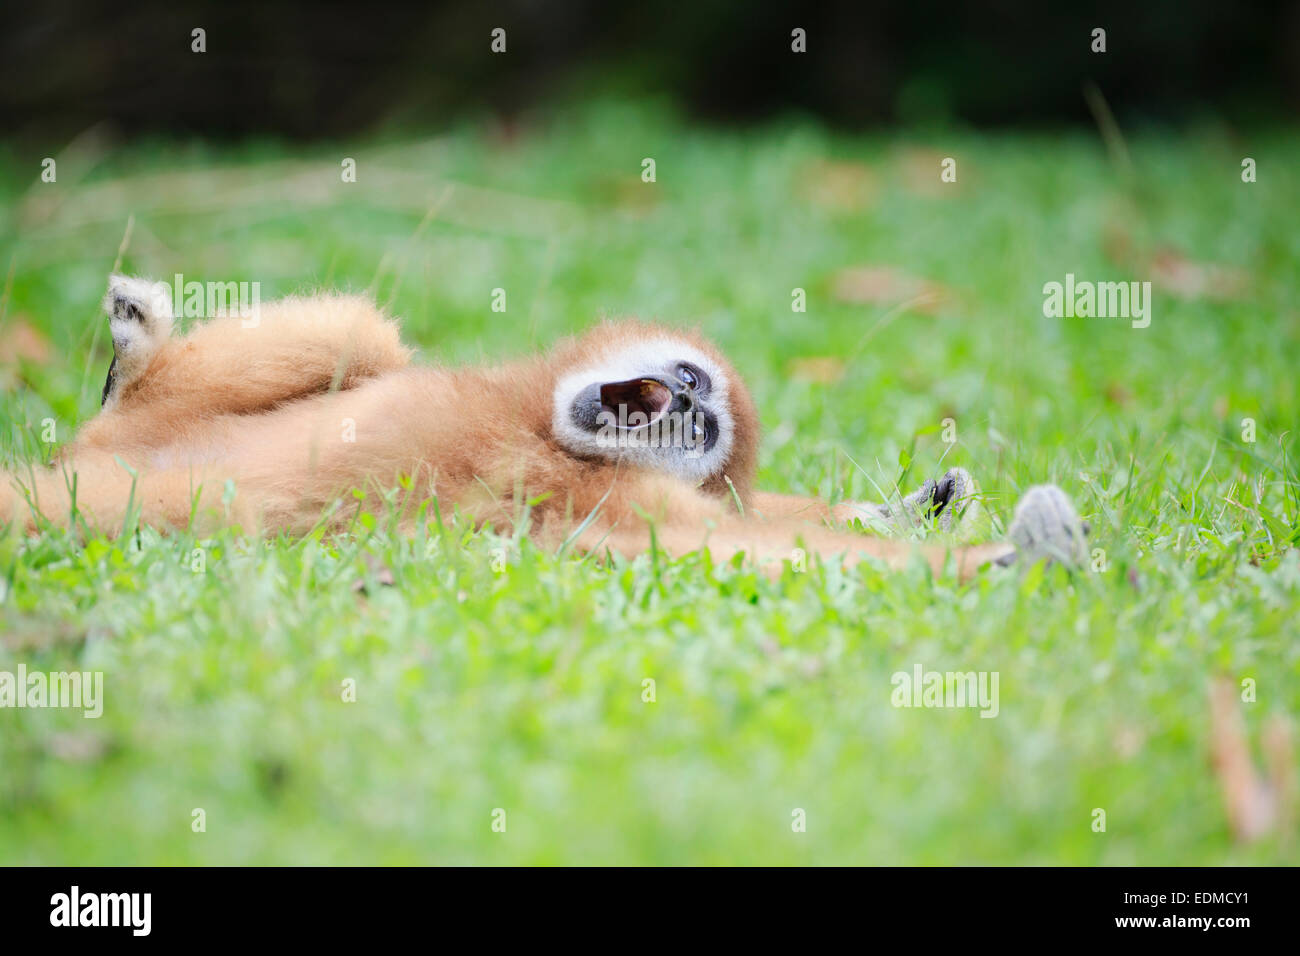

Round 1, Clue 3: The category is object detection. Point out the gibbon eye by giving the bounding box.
[686,414,715,452]
[677,362,709,392]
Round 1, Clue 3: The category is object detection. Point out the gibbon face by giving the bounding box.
[550,323,760,500]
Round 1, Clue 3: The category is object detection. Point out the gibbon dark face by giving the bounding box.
[570,359,718,451]
[551,334,743,485]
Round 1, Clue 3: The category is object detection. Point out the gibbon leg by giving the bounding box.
[76,277,412,454]
[0,452,249,535]
[567,471,1005,577]
[3,425,381,537]
[577,479,1082,581]
[579,512,1015,581]
[100,275,175,407]
[752,466,983,535]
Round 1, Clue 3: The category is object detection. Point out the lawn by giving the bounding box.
[1,101,1297,864]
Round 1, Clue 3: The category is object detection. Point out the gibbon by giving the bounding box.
[0,275,1087,578]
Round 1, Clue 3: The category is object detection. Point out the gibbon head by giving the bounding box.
[550,321,760,503]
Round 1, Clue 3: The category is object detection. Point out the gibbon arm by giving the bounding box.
[577,475,1087,580]
[525,470,1016,581]
[750,467,981,535]
[575,501,1014,581]
[750,491,887,525]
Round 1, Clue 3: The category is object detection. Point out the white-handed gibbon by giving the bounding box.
[0,275,1087,578]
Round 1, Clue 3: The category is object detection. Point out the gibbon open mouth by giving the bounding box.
[599,377,674,428]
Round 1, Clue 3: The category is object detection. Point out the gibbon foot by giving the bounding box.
[996,484,1088,568]
[877,466,981,533]
[101,274,174,406]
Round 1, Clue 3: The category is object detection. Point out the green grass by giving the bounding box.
[1,101,1298,864]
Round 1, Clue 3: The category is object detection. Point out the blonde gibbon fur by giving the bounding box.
[0,276,1087,579]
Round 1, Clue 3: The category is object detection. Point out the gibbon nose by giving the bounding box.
[662,375,697,415]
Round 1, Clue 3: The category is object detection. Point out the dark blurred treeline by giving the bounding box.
[2,0,1295,139]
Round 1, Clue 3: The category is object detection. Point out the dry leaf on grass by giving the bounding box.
[1103,215,1250,303]
[1,620,92,652]
[798,159,877,213]
[830,266,950,314]
[787,356,846,383]
[1208,677,1295,843]
[47,731,111,763]
[1101,219,1138,268]
[0,317,52,366]
[1263,715,1297,845]
[896,148,962,197]
[1149,247,1250,301]
[1104,382,1133,407]
[594,175,660,216]
[1112,724,1145,759]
